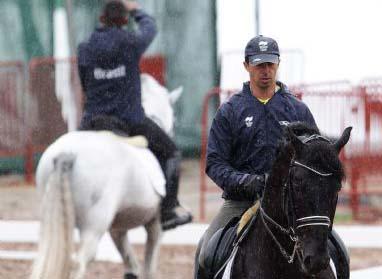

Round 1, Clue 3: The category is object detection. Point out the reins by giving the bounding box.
[259,205,299,263]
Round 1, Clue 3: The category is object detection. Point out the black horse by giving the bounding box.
[196,123,352,279]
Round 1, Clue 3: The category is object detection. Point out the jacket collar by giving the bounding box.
[242,81,287,97]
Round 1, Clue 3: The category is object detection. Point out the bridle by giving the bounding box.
[259,135,334,264]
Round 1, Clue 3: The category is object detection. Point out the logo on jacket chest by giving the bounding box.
[245,116,253,127]
[94,65,126,80]
[279,120,290,126]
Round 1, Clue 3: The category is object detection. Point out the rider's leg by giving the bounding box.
[79,114,129,135]
[160,150,194,230]
[129,117,193,230]
[197,200,252,269]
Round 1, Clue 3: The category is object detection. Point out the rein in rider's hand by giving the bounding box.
[243,174,267,201]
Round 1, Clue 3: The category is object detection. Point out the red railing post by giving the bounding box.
[361,85,371,153]
[350,168,360,220]
[24,140,34,184]
[199,88,220,221]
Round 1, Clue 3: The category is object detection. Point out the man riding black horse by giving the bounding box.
[195,35,349,278]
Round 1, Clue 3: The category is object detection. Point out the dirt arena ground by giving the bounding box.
[1,159,382,279]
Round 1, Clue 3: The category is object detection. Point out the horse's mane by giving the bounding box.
[283,122,345,180]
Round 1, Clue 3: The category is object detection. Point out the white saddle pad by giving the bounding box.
[99,131,149,148]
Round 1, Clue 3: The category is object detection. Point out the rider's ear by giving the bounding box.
[333,127,352,153]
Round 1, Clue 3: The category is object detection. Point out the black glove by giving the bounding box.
[243,174,267,201]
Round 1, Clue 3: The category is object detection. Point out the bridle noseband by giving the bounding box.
[259,134,334,264]
[295,215,331,230]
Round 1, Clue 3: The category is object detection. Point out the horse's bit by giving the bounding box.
[259,159,333,264]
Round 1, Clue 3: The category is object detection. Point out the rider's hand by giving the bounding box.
[243,174,267,201]
[124,1,140,12]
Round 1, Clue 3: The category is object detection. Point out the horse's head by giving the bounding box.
[141,73,183,136]
[267,122,351,275]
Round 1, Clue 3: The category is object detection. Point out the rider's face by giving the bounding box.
[244,62,279,89]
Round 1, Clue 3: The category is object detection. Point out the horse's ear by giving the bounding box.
[333,126,352,153]
[169,86,183,105]
[286,127,305,156]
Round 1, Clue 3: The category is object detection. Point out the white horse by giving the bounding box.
[30,73,183,279]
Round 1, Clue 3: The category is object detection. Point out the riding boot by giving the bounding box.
[161,152,193,230]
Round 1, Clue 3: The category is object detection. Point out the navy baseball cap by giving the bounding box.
[245,35,280,66]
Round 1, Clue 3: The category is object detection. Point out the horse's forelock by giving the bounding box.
[286,122,320,137]
[283,122,345,180]
[306,141,345,180]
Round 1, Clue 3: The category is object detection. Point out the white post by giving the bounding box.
[53,0,77,132]
[255,0,260,36]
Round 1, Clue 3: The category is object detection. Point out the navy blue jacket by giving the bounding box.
[206,82,317,200]
[78,10,157,125]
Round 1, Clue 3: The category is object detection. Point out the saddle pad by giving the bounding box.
[99,131,149,148]
[330,258,337,279]
[221,245,238,279]
[237,201,260,234]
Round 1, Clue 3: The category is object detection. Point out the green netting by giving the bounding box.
[0,0,217,156]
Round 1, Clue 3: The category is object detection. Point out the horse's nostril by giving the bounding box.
[303,253,330,274]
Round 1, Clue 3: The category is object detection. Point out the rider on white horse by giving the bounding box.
[77,0,192,230]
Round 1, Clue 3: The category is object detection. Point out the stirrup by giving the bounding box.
[161,207,193,231]
[162,213,193,231]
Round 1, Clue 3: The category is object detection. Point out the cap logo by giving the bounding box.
[259,41,268,52]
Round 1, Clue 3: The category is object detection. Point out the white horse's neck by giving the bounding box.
[141,73,182,136]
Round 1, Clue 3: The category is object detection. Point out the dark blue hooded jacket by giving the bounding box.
[206,81,317,200]
[77,10,157,125]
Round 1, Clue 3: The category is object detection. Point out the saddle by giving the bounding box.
[82,115,150,147]
[329,229,350,279]
[202,203,260,279]
[99,131,148,148]
[203,216,239,279]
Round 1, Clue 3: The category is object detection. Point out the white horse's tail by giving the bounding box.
[30,153,76,279]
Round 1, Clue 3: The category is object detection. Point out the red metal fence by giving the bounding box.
[200,81,382,222]
[0,61,29,181]
[0,61,27,156]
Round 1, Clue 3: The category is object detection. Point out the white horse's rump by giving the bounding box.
[37,132,166,202]
[30,74,182,279]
